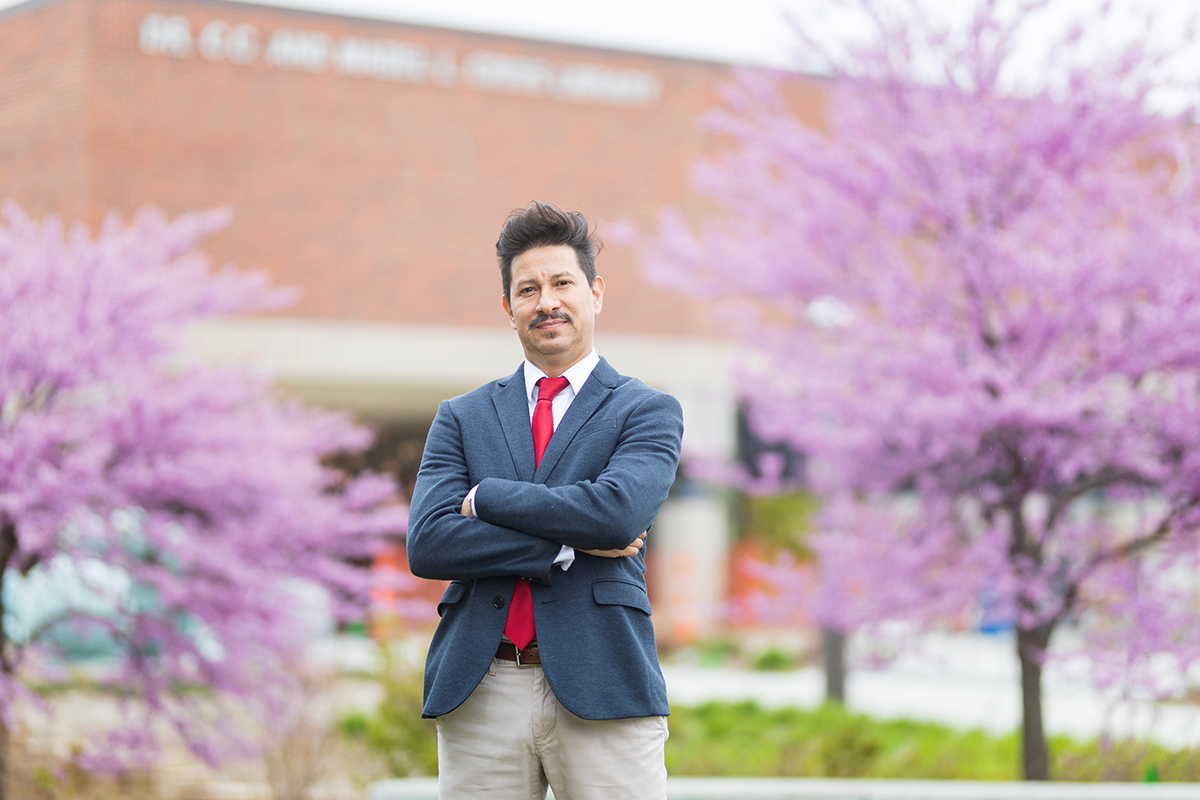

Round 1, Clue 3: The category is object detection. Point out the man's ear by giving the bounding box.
[501,293,516,328]
[592,275,605,314]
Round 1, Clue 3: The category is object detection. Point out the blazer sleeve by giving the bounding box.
[406,400,561,583]
[472,391,683,552]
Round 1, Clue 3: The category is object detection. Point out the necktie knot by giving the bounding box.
[532,376,569,469]
[537,375,570,403]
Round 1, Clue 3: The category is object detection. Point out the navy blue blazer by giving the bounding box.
[407,357,684,720]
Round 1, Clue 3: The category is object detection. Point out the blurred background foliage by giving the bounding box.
[337,657,1200,783]
[737,492,817,557]
[337,652,438,778]
[666,701,1200,782]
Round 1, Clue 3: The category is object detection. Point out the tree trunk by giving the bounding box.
[0,716,7,800]
[821,627,846,703]
[0,519,16,800]
[1016,625,1052,780]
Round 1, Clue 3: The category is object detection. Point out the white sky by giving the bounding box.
[267,0,805,65]
[0,0,1192,69]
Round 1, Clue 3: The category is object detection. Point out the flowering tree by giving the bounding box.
[640,0,1200,780]
[0,202,403,791]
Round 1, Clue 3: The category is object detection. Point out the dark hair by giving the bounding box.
[496,201,601,299]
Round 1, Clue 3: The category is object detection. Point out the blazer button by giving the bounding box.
[492,596,505,609]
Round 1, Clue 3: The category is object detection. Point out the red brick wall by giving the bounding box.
[0,0,94,223]
[2,0,827,338]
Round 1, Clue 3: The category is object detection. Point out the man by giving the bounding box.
[406,201,684,800]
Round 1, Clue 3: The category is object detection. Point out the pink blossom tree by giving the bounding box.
[640,0,1200,780]
[0,202,404,793]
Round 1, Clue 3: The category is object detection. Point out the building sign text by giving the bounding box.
[138,14,662,106]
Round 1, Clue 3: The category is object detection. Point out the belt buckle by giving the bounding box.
[514,642,534,667]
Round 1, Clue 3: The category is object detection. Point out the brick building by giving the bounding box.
[0,0,825,643]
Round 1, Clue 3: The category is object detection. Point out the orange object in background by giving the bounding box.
[370,542,445,641]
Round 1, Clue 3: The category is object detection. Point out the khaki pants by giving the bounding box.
[436,658,668,800]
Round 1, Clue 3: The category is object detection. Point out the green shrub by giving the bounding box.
[665,700,1200,781]
[739,492,818,556]
[751,648,796,672]
[694,637,740,667]
[1054,738,1200,782]
[337,651,438,777]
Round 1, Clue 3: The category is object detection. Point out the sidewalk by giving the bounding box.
[369,777,1200,800]
[661,631,1200,749]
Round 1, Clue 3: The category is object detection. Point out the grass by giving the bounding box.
[665,700,1200,782]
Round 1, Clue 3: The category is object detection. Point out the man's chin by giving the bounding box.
[525,339,584,364]
[530,332,573,350]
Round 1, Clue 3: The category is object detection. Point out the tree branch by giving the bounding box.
[1044,466,1157,531]
[1084,504,1189,574]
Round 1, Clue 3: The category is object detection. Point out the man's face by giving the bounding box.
[502,245,604,376]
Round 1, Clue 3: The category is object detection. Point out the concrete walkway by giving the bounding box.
[661,631,1200,749]
[368,777,1200,799]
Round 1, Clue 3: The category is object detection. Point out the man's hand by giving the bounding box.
[461,494,474,518]
[581,531,647,559]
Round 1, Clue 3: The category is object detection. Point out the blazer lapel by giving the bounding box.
[534,358,618,483]
[493,364,536,483]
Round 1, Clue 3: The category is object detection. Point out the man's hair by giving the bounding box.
[496,201,601,299]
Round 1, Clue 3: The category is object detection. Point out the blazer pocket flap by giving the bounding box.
[573,419,620,442]
[437,581,468,617]
[592,579,651,615]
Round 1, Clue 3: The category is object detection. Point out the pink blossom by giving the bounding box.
[0,202,405,770]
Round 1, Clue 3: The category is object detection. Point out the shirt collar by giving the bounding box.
[523,349,600,403]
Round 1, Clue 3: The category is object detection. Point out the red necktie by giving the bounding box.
[504,375,571,651]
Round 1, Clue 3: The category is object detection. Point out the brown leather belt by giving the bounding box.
[495,642,541,666]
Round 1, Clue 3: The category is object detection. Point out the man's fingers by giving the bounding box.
[581,548,621,558]
[622,533,648,556]
[582,533,649,559]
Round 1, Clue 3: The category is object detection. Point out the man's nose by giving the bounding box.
[535,287,560,314]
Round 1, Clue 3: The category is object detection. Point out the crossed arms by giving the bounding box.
[406,392,683,584]
[460,493,648,559]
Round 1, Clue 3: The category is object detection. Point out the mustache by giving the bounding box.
[528,312,572,330]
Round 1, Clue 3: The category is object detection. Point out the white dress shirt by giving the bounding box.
[467,349,601,571]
